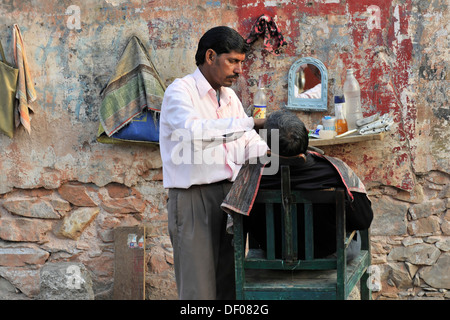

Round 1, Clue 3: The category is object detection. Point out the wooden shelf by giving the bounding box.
[309,132,385,147]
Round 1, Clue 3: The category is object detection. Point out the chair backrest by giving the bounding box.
[233,165,372,299]
[246,165,349,271]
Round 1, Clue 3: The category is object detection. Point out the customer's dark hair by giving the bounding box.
[195,26,250,66]
[264,110,309,157]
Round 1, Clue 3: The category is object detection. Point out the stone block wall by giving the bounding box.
[367,171,450,299]
[0,0,448,300]
[0,167,175,299]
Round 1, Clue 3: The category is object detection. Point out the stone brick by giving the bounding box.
[82,251,115,281]
[407,216,441,236]
[97,215,142,243]
[148,252,171,274]
[0,246,49,267]
[145,277,178,300]
[147,244,172,274]
[394,184,425,204]
[424,236,440,244]
[24,188,53,197]
[99,183,146,214]
[439,185,450,198]
[100,196,146,214]
[0,276,27,300]
[388,263,412,289]
[50,198,72,212]
[401,236,423,246]
[442,220,450,235]
[0,267,40,298]
[370,196,408,236]
[105,183,131,198]
[0,218,52,242]
[420,253,450,289]
[388,243,441,265]
[58,183,97,207]
[435,238,450,251]
[408,199,446,220]
[371,254,387,264]
[3,197,63,219]
[53,207,100,240]
[405,262,419,279]
[38,262,94,300]
[425,171,449,186]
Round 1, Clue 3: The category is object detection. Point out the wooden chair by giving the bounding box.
[233,165,372,300]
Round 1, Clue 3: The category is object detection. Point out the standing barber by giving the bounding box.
[159,26,268,299]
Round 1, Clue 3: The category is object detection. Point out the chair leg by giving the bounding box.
[360,268,371,300]
[233,213,245,300]
[336,189,346,300]
[360,228,372,300]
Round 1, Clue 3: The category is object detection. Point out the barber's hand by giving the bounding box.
[253,118,266,132]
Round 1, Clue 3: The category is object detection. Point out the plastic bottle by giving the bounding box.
[334,96,348,135]
[343,69,363,130]
[253,79,267,119]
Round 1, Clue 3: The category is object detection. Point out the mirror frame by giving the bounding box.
[286,57,328,112]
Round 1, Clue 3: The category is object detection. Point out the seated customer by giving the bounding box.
[233,110,373,260]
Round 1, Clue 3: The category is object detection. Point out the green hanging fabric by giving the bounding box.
[97,35,166,145]
[0,39,19,138]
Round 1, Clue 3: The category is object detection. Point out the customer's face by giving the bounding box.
[205,49,245,89]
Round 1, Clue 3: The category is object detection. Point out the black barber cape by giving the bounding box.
[221,151,373,259]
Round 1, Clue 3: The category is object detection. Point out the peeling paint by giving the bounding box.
[0,0,447,192]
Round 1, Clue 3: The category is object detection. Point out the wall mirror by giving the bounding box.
[286,57,328,112]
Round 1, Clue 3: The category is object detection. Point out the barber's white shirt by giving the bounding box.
[159,68,268,189]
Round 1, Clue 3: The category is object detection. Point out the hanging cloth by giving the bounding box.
[13,24,36,134]
[97,35,166,145]
[0,38,19,138]
[246,14,287,56]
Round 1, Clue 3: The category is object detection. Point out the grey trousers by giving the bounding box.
[168,181,235,300]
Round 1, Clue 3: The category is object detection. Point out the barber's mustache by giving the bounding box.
[226,74,239,79]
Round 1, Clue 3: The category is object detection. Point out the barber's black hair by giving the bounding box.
[195,26,250,66]
[265,110,309,157]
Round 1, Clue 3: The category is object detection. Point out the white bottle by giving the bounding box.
[253,79,267,119]
[343,69,363,130]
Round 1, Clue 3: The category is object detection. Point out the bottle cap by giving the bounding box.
[334,95,345,103]
[258,77,264,89]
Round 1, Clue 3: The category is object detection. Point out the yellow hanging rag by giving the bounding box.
[13,24,36,134]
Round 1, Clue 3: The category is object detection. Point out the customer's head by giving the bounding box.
[195,26,250,89]
[265,110,309,157]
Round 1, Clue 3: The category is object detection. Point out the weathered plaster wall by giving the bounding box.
[0,0,448,299]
